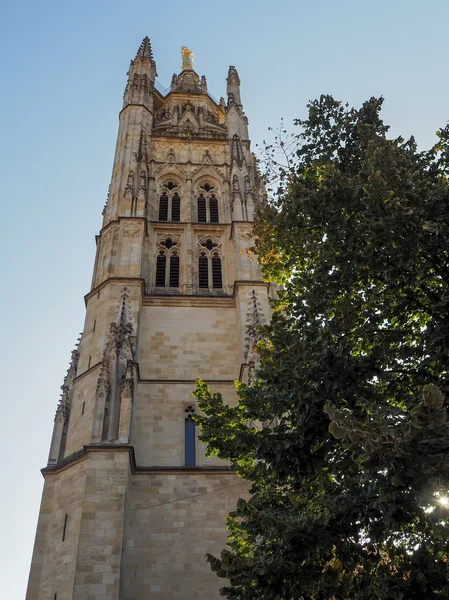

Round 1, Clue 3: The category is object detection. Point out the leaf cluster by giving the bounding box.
[194,96,449,599]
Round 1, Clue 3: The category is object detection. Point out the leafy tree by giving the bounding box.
[194,96,449,599]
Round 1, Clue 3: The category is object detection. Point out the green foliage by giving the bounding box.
[194,96,449,599]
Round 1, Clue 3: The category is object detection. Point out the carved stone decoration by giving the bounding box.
[244,290,266,382]
[123,222,141,238]
[167,148,176,163]
[124,170,135,198]
[135,131,149,167]
[202,150,213,165]
[123,130,150,216]
[92,287,136,443]
[244,175,252,200]
[231,134,245,168]
[102,184,110,216]
[54,342,81,423]
[49,336,81,465]
[118,360,135,443]
[170,74,179,91]
[231,174,242,212]
[252,154,267,209]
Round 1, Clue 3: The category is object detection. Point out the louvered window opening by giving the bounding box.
[171,194,181,222]
[198,255,209,288]
[212,255,222,288]
[155,254,166,287]
[209,196,219,223]
[159,194,168,221]
[198,197,207,223]
[169,255,180,287]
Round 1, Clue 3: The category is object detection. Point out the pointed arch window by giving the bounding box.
[197,195,207,223]
[209,195,219,223]
[169,254,180,287]
[196,182,220,223]
[155,235,181,289]
[197,236,223,291]
[212,254,222,288]
[158,181,182,222]
[159,193,168,221]
[155,253,166,287]
[184,405,196,466]
[198,254,209,288]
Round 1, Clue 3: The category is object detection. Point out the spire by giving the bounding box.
[227,65,242,106]
[123,36,157,110]
[134,36,154,63]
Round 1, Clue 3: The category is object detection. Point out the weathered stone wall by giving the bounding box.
[26,461,87,600]
[133,381,236,467]
[124,472,248,600]
[138,304,241,380]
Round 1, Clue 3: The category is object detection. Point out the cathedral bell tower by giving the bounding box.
[26,38,271,600]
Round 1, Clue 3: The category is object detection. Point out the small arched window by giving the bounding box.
[155,235,181,288]
[158,181,182,222]
[196,182,219,223]
[185,405,196,466]
[197,236,223,291]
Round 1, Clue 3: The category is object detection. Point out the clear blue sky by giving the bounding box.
[1,0,449,597]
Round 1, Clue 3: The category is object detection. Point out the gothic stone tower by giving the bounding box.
[26,38,271,600]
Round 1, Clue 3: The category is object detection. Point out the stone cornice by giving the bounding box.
[85,277,146,306]
[41,444,233,477]
[233,280,269,297]
[119,103,154,118]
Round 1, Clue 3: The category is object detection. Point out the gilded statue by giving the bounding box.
[181,46,194,71]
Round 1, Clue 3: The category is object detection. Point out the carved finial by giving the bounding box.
[200,75,207,93]
[181,46,194,70]
[227,65,241,84]
[227,66,242,106]
[171,73,179,91]
[135,36,154,61]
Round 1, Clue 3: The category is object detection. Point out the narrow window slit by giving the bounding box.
[185,405,196,466]
[62,514,68,542]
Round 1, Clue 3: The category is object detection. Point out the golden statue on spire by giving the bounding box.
[181,46,194,70]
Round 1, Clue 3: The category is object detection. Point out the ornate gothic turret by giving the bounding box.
[26,38,271,600]
[123,36,157,109]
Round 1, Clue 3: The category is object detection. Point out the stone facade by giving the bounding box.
[26,38,271,600]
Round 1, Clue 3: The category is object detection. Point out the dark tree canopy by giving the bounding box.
[194,96,449,599]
